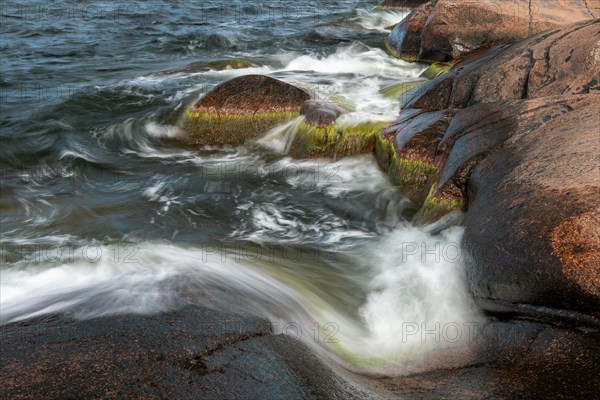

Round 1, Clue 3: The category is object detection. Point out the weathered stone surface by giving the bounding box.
[386,21,600,318]
[377,318,600,399]
[0,306,375,400]
[464,94,600,316]
[386,0,600,62]
[385,0,436,61]
[182,75,310,147]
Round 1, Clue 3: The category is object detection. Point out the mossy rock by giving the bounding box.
[390,157,439,204]
[289,120,389,159]
[414,185,466,225]
[207,59,255,70]
[288,120,339,158]
[379,80,428,99]
[374,133,395,173]
[375,130,440,204]
[336,121,389,158]
[181,75,310,146]
[419,62,452,80]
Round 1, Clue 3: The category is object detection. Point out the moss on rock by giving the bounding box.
[415,185,466,225]
[289,120,389,159]
[183,109,300,146]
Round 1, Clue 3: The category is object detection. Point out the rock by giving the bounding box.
[375,0,431,9]
[0,306,376,400]
[464,94,600,316]
[384,20,600,318]
[377,318,600,399]
[379,109,454,205]
[206,59,254,70]
[385,0,436,61]
[289,100,388,159]
[182,75,310,147]
[386,0,600,62]
[300,100,345,127]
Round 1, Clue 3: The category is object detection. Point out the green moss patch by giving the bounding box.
[289,120,389,159]
[415,185,466,224]
[182,108,299,146]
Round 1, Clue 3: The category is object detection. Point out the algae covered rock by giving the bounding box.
[182,75,310,146]
[288,100,388,159]
[379,109,453,205]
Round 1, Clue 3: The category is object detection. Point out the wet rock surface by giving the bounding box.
[300,100,345,128]
[0,306,375,400]
[382,20,600,318]
[386,0,600,62]
[2,307,598,399]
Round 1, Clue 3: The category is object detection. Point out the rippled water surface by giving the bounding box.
[0,0,480,373]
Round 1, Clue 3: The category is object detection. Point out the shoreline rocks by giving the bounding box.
[386,0,600,62]
[380,19,600,319]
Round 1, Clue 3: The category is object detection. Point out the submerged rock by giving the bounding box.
[182,75,310,146]
[386,0,600,62]
[206,59,254,70]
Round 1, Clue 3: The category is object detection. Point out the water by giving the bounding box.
[0,0,480,373]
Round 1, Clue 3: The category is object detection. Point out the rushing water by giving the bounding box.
[0,0,480,373]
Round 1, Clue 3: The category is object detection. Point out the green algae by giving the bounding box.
[288,120,339,158]
[289,120,389,159]
[379,80,428,99]
[336,121,389,158]
[390,156,439,202]
[183,108,299,146]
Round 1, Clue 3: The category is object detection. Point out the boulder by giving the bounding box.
[289,100,388,159]
[464,94,600,316]
[383,20,600,318]
[182,75,310,147]
[386,0,600,62]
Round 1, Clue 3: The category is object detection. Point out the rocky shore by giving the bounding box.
[2,1,599,398]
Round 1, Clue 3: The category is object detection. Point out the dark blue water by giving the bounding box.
[0,0,477,373]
